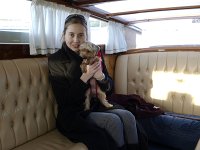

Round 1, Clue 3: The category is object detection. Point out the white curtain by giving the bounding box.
[29,0,90,55]
[105,21,127,54]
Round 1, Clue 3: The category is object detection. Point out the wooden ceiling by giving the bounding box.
[48,0,200,25]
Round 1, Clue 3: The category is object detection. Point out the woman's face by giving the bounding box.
[64,23,87,52]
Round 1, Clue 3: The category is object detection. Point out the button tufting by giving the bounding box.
[27,97,29,103]
[182,95,185,100]
[14,100,18,107]
[37,94,40,101]
[43,109,46,115]
[29,78,32,85]
[1,103,5,110]
[46,91,49,98]
[34,112,37,119]
[171,94,175,99]
[18,80,21,87]
[10,120,14,128]
[136,89,139,94]
[22,116,25,123]
[5,82,9,90]
[39,77,42,83]
[144,90,147,95]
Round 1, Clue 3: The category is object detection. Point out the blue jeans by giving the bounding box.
[138,114,200,150]
[87,109,138,147]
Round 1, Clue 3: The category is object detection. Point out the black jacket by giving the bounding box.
[48,43,117,150]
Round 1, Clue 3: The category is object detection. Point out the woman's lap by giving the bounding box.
[87,109,138,146]
[87,110,125,147]
[107,109,139,144]
[57,117,117,150]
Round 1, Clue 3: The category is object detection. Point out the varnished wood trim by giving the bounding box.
[73,0,124,7]
[120,46,200,55]
[129,15,200,24]
[45,0,126,24]
[107,5,200,17]
[0,44,44,60]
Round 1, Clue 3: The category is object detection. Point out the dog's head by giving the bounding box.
[78,42,100,59]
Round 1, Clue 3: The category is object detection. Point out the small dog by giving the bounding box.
[78,42,113,110]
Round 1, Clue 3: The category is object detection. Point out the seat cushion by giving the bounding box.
[195,139,200,150]
[13,129,87,150]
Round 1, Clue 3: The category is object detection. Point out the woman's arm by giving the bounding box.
[94,59,114,96]
[48,57,88,108]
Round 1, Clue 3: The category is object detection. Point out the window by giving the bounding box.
[135,19,200,48]
[0,1,108,45]
[94,0,200,48]
[89,17,108,45]
[0,0,31,44]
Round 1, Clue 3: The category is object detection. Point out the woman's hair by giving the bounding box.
[62,14,88,39]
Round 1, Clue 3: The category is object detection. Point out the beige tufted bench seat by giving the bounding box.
[0,58,87,150]
[114,51,200,150]
[115,51,200,116]
[1,52,200,150]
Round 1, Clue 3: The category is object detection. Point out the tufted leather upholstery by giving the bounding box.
[0,58,87,150]
[115,51,200,116]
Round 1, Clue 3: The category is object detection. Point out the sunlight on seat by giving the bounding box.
[150,71,200,106]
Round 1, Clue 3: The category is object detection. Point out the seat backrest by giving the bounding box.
[0,57,57,150]
[115,51,200,116]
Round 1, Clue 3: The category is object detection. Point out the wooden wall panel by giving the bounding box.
[104,55,117,80]
[0,44,44,60]
[0,44,117,80]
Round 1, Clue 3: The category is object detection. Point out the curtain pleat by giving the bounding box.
[105,21,127,54]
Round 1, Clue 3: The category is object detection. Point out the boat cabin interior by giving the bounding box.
[0,0,200,150]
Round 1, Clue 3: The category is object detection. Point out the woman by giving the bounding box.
[48,14,139,150]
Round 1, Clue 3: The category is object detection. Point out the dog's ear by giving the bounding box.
[79,42,99,53]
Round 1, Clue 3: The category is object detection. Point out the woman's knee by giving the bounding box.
[123,109,136,120]
[105,114,123,130]
[110,109,136,121]
[89,112,123,130]
[120,110,137,128]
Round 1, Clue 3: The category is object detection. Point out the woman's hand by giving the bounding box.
[94,71,105,81]
[93,60,105,81]
[80,61,101,83]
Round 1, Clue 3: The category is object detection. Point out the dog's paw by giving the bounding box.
[107,103,113,108]
[84,107,90,111]
[84,103,90,111]
[104,101,113,108]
